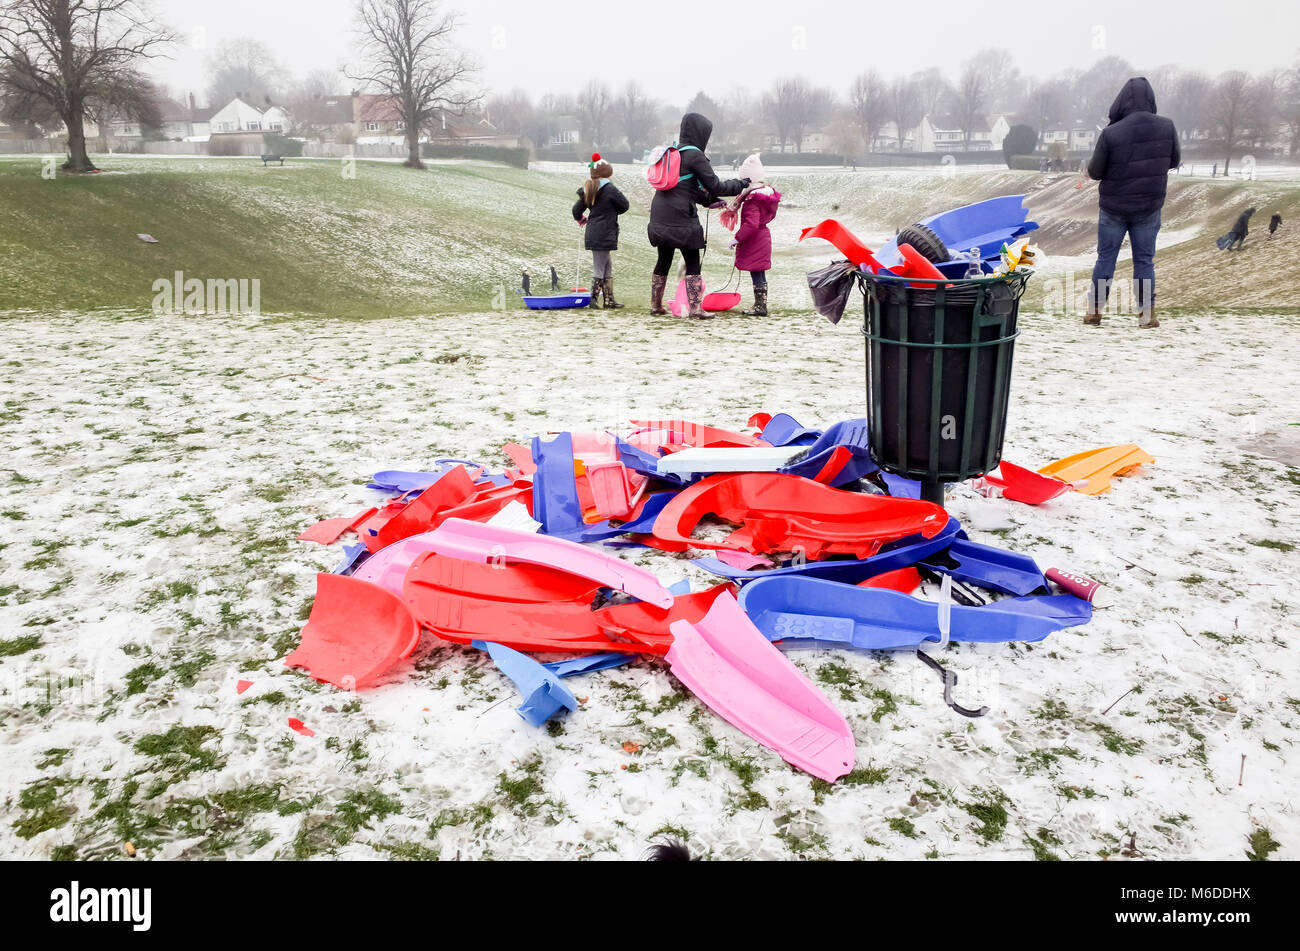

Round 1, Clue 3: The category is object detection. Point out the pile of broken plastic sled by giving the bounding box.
[288,415,1153,783]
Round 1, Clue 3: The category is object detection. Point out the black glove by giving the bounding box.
[740,178,752,187]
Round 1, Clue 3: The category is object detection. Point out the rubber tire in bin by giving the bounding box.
[861,271,1030,505]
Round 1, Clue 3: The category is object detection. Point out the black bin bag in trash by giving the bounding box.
[806,260,859,324]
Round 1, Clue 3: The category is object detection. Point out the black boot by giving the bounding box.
[742,285,768,316]
[588,279,603,308]
[603,277,624,309]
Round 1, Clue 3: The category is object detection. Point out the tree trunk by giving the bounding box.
[62,100,96,172]
[404,121,424,169]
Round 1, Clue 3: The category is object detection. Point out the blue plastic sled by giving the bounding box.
[738,577,1065,651]
[875,195,1039,270]
[523,294,591,310]
[694,516,963,585]
[919,534,1051,597]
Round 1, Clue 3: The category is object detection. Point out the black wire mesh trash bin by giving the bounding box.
[862,270,1031,506]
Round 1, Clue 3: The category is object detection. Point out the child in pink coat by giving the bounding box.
[725,153,781,316]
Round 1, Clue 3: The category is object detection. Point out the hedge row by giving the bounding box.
[421,143,531,168]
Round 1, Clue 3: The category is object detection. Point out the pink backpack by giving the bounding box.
[645,143,699,190]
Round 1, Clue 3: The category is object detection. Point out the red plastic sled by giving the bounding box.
[702,291,742,312]
[651,472,948,559]
[800,219,886,272]
[403,552,733,654]
[285,574,422,690]
[799,220,948,283]
[979,461,1074,505]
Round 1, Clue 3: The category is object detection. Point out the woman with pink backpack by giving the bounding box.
[724,153,781,316]
[645,113,750,319]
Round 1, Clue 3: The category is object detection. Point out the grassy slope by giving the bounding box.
[0,156,661,318]
[1,156,1297,317]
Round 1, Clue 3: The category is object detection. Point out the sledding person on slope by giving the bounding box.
[1216,208,1256,251]
[1268,212,1283,239]
[723,153,782,317]
[647,113,749,319]
[572,153,631,309]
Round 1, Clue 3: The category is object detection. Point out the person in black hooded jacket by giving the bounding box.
[647,113,749,318]
[572,153,630,308]
[1084,77,1180,329]
[1227,207,1256,250]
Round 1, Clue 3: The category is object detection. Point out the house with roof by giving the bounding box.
[760,129,834,154]
[545,115,581,147]
[210,97,270,134]
[355,93,408,144]
[917,114,1010,153]
[1040,122,1099,153]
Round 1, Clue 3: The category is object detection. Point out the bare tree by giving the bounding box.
[613,81,655,153]
[0,0,173,171]
[1281,61,1300,158]
[763,77,832,153]
[575,79,611,148]
[1166,70,1211,141]
[967,47,1018,113]
[1020,77,1070,147]
[954,59,989,150]
[352,0,481,169]
[886,76,923,151]
[849,70,888,155]
[485,87,534,141]
[913,67,949,123]
[1246,69,1285,148]
[207,38,284,110]
[1208,70,1258,175]
[1075,55,1135,123]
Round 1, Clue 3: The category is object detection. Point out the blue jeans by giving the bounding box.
[1090,208,1161,315]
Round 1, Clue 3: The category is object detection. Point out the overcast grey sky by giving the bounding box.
[150,0,1300,105]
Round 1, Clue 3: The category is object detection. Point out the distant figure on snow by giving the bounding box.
[572,153,630,309]
[550,266,560,290]
[724,153,781,317]
[1268,212,1283,240]
[1083,77,1179,330]
[521,269,530,296]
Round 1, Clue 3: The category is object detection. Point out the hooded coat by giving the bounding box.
[1232,208,1256,238]
[733,188,782,272]
[647,113,748,250]
[1087,78,1180,219]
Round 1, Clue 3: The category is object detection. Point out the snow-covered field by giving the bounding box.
[2,306,1297,861]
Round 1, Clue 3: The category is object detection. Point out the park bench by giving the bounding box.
[260,154,285,167]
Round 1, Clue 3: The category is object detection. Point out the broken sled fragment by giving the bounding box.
[738,577,1064,650]
[652,472,947,559]
[1037,444,1154,495]
[285,574,421,690]
[422,518,674,607]
[972,460,1075,505]
[473,640,581,726]
[666,590,855,782]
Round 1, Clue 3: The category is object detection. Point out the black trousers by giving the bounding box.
[653,246,701,277]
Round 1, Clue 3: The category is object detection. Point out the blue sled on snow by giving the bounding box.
[523,294,591,310]
[738,577,1069,651]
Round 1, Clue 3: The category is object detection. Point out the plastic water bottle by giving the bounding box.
[964,247,983,279]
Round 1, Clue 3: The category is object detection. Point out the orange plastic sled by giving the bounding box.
[1037,444,1155,495]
